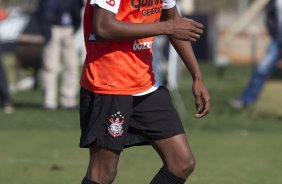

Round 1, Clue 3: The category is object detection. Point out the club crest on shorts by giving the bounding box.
[108,111,125,138]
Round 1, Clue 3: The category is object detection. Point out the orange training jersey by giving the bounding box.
[81,0,176,95]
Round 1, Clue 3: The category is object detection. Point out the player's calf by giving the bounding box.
[150,167,186,184]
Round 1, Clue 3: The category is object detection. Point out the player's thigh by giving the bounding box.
[151,134,195,167]
[88,145,121,175]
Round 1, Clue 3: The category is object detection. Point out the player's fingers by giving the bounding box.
[187,33,199,42]
[196,109,208,118]
[193,21,204,29]
[188,37,197,42]
[192,27,204,35]
[195,106,209,118]
[196,96,210,118]
[195,94,202,113]
[191,33,200,39]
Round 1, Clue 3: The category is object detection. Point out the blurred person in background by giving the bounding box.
[230,0,282,109]
[0,0,14,114]
[37,0,83,110]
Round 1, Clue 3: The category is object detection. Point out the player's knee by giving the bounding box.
[105,167,118,183]
[88,167,117,184]
[100,169,117,184]
[181,156,196,176]
[170,156,196,178]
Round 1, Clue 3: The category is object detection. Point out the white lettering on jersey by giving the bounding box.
[163,0,176,9]
[90,0,121,14]
[133,40,152,51]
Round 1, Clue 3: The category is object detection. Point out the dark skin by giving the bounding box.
[93,5,204,42]
[161,8,210,118]
[85,5,210,184]
[93,5,210,117]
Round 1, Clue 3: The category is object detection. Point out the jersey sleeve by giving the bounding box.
[163,0,176,9]
[90,0,121,14]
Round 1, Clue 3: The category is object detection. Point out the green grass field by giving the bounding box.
[1,63,282,184]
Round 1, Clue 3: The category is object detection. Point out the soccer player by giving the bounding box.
[80,0,210,183]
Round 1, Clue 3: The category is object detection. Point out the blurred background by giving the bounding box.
[0,0,282,184]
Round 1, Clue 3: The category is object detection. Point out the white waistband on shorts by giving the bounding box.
[132,83,159,96]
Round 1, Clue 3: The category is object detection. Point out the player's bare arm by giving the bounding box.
[92,5,203,41]
[161,7,210,118]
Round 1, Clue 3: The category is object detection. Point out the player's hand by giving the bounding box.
[192,79,210,118]
[169,18,204,42]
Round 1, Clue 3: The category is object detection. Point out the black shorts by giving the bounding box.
[79,86,185,151]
